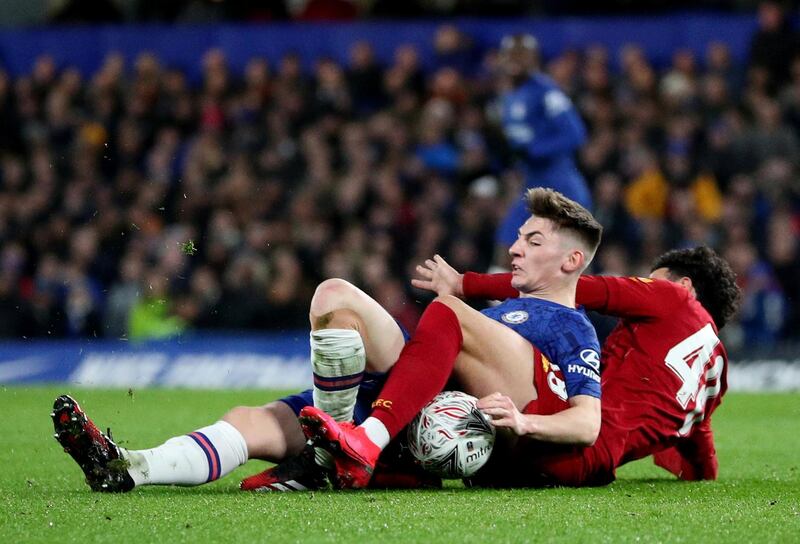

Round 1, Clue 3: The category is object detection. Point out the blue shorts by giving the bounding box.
[279,322,411,425]
[280,371,388,425]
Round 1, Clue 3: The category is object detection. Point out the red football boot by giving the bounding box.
[240,443,328,492]
[51,395,134,492]
[298,406,381,489]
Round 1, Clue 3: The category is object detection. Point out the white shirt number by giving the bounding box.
[663,324,724,436]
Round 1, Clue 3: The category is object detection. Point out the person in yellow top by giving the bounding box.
[625,150,722,223]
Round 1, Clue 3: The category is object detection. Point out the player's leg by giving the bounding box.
[446,299,537,407]
[232,397,332,492]
[363,295,536,441]
[240,280,410,491]
[53,280,406,492]
[53,394,305,491]
[299,295,536,488]
[105,401,305,488]
[309,277,406,373]
[307,278,406,423]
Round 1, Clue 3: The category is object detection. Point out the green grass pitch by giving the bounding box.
[1,387,798,543]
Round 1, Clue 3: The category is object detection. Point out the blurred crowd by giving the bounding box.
[1,9,800,351]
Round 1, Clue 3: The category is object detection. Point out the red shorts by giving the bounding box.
[467,350,615,488]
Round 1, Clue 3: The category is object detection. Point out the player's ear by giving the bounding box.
[563,249,585,273]
[678,275,694,292]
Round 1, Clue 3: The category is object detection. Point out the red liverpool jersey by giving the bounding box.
[463,272,726,480]
[577,275,726,479]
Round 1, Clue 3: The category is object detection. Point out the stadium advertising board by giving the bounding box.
[0,335,310,389]
[0,336,798,390]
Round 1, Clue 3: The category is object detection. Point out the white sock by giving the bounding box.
[123,421,248,487]
[360,417,390,449]
[311,329,366,422]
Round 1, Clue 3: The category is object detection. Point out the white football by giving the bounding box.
[407,391,495,478]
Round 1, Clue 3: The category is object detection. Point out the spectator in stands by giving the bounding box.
[749,0,799,91]
[725,240,787,346]
[128,272,186,341]
[493,33,590,257]
[0,22,798,354]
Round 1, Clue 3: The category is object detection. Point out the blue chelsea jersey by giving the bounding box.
[500,73,591,209]
[481,297,601,399]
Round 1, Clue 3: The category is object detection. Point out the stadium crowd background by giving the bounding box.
[0,1,799,355]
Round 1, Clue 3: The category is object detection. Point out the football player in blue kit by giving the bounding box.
[496,34,591,251]
[298,188,604,489]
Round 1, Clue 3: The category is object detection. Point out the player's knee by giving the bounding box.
[312,307,362,331]
[426,295,468,331]
[310,278,359,316]
[222,403,298,461]
[220,405,269,436]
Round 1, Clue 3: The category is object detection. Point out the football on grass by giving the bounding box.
[407,391,495,478]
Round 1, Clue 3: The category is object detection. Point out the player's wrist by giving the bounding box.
[456,274,465,298]
[520,414,538,437]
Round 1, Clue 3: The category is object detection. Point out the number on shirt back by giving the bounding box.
[663,323,724,436]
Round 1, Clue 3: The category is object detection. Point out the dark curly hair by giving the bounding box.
[651,246,741,329]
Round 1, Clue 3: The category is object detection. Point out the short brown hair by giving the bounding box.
[525,187,603,255]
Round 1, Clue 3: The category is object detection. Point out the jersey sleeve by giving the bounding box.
[576,275,686,319]
[462,272,518,300]
[540,310,601,399]
[653,419,718,481]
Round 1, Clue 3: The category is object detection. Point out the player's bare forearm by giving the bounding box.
[521,397,600,446]
[478,393,600,446]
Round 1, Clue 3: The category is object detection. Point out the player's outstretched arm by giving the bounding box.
[478,392,600,446]
[462,271,519,300]
[411,254,465,298]
[576,275,680,318]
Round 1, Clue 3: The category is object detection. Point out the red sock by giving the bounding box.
[370,301,463,440]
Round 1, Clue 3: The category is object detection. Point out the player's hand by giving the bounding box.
[477,392,530,436]
[411,254,465,298]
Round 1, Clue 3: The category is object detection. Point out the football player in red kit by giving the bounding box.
[414,246,740,486]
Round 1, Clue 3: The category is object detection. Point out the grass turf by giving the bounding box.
[1,387,798,543]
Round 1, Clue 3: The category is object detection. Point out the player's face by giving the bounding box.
[500,46,537,81]
[508,216,569,293]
